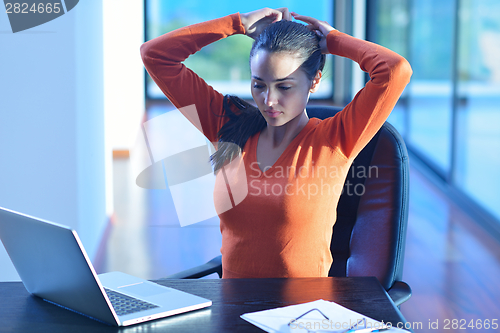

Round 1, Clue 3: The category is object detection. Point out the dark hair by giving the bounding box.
[250,20,326,81]
[210,20,326,173]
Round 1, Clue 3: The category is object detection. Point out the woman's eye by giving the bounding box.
[280,86,292,90]
[253,84,264,89]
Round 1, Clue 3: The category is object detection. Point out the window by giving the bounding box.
[454,0,500,221]
[367,0,410,136]
[369,0,500,225]
[145,0,333,100]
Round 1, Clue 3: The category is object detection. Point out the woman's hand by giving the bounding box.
[291,13,336,54]
[240,7,292,40]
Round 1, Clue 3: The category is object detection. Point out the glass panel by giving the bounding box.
[145,0,333,99]
[455,0,500,220]
[371,0,410,136]
[407,0,455,172]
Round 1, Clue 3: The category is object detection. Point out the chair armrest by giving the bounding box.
[387,280,412,307]
[160,255,222,279]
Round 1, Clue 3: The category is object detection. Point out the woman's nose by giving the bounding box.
[264,89,277,106]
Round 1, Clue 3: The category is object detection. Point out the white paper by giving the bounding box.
[241,299,409,333]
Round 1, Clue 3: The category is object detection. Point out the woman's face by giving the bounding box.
[250,50,315,127]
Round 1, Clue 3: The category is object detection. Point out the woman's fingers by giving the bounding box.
[291,12,333,54]
[268,9,282,23]
[241,7,285,39]
[291,12,335,35]
[292,13,321,33]
[242,8,327,40]
[271,7,292,22]
[281,7,293,21]
[291,12,317,26]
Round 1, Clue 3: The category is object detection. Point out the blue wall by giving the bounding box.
[0,1,107,280]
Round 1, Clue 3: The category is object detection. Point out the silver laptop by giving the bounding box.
[0,206,212,326]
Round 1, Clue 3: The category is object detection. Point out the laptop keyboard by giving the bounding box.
[104,288,159,316]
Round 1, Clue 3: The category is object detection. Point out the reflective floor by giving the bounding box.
[399,161,500,332]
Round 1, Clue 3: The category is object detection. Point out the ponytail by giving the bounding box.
[209,95,266,173]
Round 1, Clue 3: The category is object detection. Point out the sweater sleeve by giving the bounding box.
[320,30,412,160]
[140,13,246,143]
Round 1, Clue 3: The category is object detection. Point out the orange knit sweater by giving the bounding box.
[140,13,412,278]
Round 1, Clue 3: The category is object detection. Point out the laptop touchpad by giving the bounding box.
[119,282,171,297]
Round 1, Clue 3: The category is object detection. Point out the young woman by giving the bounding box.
[140,8,412,278]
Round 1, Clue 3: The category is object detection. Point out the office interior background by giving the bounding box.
[0,0,499,332]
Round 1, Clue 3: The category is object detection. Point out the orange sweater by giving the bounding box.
[140,13,412,278]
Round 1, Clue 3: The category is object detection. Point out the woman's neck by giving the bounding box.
[261,111,309,148]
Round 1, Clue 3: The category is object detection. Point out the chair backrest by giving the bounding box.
[306,105,410,291]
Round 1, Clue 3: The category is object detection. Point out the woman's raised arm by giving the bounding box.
[140,14,245,142]
[140,8,291,142]
[293,13,412,160]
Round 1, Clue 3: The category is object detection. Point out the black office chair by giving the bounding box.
[162,105,412,307]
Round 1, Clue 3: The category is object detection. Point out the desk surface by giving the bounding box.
[0,277,407,332]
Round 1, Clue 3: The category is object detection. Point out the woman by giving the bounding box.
[140,8,412,278]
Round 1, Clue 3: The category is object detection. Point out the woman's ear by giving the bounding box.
[310,70,322,93]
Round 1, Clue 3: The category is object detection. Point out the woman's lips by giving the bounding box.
[264,109,282,118]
